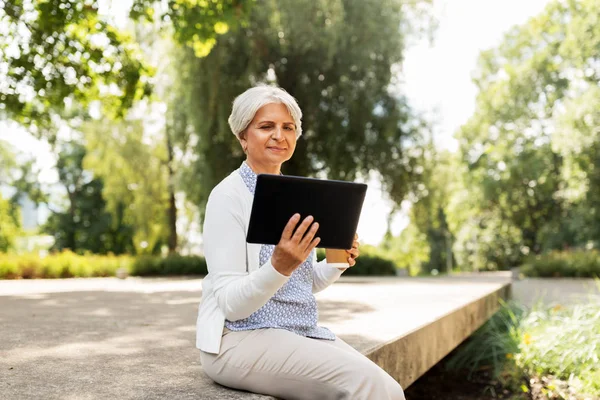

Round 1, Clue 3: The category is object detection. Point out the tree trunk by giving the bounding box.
[166,131,178,254]
[66,189,77,252]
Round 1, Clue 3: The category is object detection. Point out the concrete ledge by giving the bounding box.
[364,282,510,387]
[0,275,511,399]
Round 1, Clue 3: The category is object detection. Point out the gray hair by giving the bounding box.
[228,85,303,139]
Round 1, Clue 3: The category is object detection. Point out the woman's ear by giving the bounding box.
[238,131,248,153]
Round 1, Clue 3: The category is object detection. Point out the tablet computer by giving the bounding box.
[246,174,367,249]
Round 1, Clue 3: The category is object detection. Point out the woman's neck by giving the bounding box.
[245,159,281,175]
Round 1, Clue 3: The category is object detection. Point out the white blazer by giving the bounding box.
[196,170,345,354]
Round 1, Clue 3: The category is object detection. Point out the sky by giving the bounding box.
[0,0,552,246]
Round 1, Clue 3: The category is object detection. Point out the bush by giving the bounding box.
[0,251,132,279]
[131,254,207,276]
[1,248,394,279]
[315,248,397,276]
[520,250,600,278]
[344,254,397,276]
[0,251,206,279]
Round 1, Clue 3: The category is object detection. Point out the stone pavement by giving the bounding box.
[511,277,600,307]
[0,275,510,400]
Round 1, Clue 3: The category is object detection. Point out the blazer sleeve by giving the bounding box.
[203,190,289,321]
[311,250,345,294]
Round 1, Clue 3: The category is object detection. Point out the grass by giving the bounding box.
[519,301,600,397]
[446,292,600,399]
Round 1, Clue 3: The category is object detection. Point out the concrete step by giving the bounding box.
[0,275,510,399]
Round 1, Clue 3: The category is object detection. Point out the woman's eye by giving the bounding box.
[260,126,271,129]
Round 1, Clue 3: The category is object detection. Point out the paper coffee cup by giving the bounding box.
[326,249,349,267]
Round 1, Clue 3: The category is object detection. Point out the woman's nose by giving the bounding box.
[271,127,283,140]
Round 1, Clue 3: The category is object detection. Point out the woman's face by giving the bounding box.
[241,103,297,171]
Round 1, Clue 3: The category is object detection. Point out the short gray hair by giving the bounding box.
[228,85,303,139]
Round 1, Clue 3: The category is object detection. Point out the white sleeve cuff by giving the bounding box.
[253,260,291,292]
[326,262,350,269]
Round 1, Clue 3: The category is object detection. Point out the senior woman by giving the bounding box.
[196,85,405,400]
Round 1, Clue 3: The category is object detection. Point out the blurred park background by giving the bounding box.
[1,0,600,398]
[1,0,599,278]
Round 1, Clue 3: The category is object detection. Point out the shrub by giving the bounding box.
[1,247,395,279]
[316,248,397,276]
[131,254,208,276]
[521,250,600,278]
[344,254,397,276]
[0,252,205,279]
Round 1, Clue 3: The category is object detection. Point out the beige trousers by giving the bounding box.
[200,328,405,400]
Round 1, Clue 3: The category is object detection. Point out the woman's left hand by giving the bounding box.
[346,233,360,267]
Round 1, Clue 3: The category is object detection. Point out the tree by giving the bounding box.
[455,0,600,261]
[0,139,39,250]
[43,141,135,254]
[82,118,171,254]
[0,0,150,139]
[130,0,255,57]
[0,0,253,140]
[172,0,431,218]
[0,139,17,183]
[0,194,20,252]
[551,85,600,246]
[0,139,21,252]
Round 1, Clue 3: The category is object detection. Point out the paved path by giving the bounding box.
[1,275,510,399]
[511,278,600,307]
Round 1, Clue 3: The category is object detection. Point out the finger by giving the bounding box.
[300,222,319,250]
[281,214,301,240]
[345,248,359,257]
[348,257,356,267]
[292,215,314,243]
[306,237,321,254]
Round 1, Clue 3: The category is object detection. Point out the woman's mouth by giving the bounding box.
[268,147,287,153]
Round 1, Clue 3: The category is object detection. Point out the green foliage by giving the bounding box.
[405,148,456,273]
[379,224,430,275]
[446,301,525,381]
[518,301,600,397]
[131,254,207,276]
[0,250,395,279]
[82,119,169,254]
[551,84,600,246]
[0,194,21,252]
[0,139,17,185]
[0,0,151,137]
[520,250,600,278]
[0,251,207,278]
[130,0,255,57]
[316,247,397,276]
[172,0,431,219]
[0,140,22,252]
[0,251,132,279]
[422,0,600,271]
[344,254,397,276]
[447,299,600,398]
[42,141,136,254]
[0,138,46,207]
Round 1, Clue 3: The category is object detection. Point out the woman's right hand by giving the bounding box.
[272,214,320,276]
